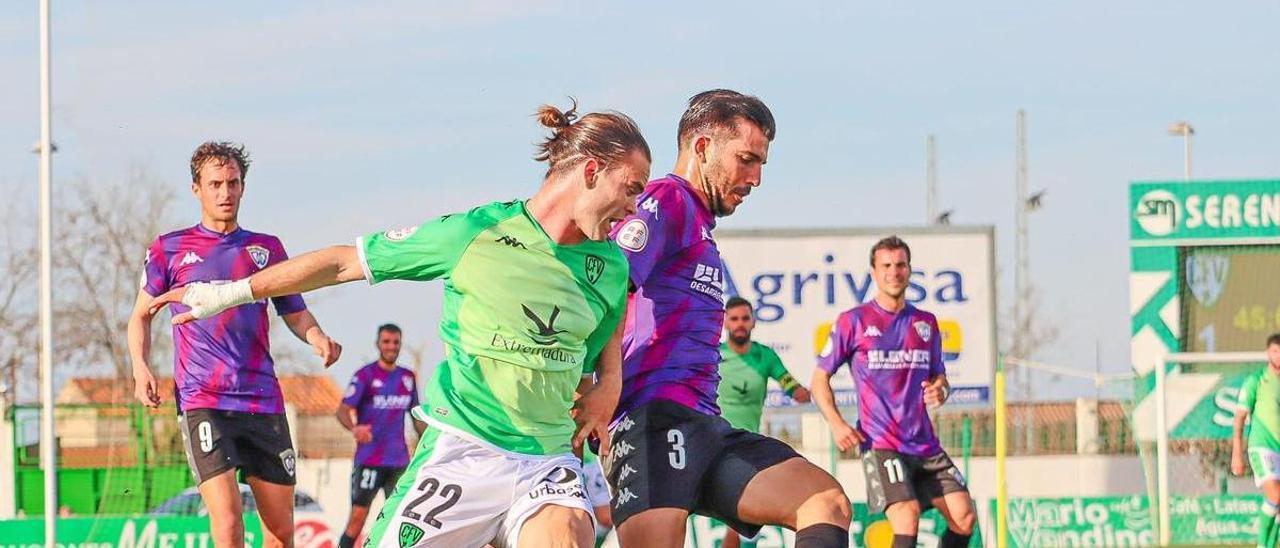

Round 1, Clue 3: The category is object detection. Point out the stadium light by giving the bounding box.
[1166,121,1194,181]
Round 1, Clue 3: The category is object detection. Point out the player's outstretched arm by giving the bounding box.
[1231,409,1249,476]
[811,369,863,452]
[127,288,162,407]
[149,245,365,324]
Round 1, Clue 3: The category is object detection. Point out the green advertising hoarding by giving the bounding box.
[998,495,1261,547]
[0,516,264,548]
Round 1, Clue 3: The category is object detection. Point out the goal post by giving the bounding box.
[1155,351,1266,546]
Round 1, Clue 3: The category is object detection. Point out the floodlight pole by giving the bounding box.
[37,0,58,544]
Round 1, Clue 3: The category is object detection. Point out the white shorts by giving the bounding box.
[368,426,593,548]
[1250,447,1280,486]
[582,459,610,509]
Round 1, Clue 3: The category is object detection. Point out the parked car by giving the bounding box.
[149,483,324,516]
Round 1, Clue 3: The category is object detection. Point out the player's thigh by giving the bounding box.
[929,490,977,533]
[732,455,845,529]
[603,401,720,529]
[615,508,690,548]
[496,453,594,548]
[248,475,296,543]
[364,429,514,547]
[511,504,593,548]
[701,428,809,527]
[196,468,244,530]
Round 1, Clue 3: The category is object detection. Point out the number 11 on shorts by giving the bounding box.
[883,458,904,484]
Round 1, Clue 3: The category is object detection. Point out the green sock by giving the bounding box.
[1258,501,1277,548]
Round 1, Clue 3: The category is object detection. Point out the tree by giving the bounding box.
[53,169,177,381]
[0,199,37,405]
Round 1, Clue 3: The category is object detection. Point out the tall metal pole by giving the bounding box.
[1015,109,1031,450]
[926,134,937,224]
[1183,128,1192,181]
[38,0,58,543]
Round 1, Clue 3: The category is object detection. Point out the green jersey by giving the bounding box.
[359,200,628,456]
[716,342,801,432]
[1238,367,1280,451]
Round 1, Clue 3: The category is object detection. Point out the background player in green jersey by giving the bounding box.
[1232,333,1280,548]
[717,297,811,548]
[151,100,650,548]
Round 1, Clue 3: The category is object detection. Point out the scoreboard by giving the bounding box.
[1183,247,1280,353]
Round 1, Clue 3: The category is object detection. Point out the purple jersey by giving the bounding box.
[143,224,306,414]
[817,301,945,456]
[342,362,420,467]
[610,175,724,419]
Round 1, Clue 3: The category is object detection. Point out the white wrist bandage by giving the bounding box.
[184,279,255,319]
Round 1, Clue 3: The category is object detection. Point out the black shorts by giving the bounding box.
[180,409,297,486]
[350,465,404,507]
[603,400,799,537]
[861,449,968,514]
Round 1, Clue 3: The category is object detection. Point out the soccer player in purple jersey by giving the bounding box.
[606,90,852,548]
[127,142,341,548]
[811,236,976,548]
[336,324,426,548]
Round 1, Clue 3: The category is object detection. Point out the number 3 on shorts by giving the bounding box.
[667,429,686,470]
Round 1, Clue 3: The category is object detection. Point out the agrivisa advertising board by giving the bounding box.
[716,227,997,406]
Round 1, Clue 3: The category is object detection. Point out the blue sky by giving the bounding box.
[2,1,1278,399]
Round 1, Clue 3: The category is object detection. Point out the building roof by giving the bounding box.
[58,374,344,416]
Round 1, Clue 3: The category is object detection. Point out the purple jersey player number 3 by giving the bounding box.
[817,301,945,456]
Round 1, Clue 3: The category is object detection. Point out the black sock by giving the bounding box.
[794,523,848,548]
[941,529,972,548]
[892,534,917,548]
[338,533,356,548]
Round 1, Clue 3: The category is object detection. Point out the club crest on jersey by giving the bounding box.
[913,321,932,342]
[616,219,648,252]
[1186,254,1228,308]
[402,376,413,392]
[384,226,418,242]
[585,254,605,284]
[245,245,270,269]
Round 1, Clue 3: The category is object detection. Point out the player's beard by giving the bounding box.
[697,159,735,217]
[729,331,751,345]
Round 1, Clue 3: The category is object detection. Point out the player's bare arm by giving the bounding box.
[336,403,372,444]
[573,319,624,458]
[127,287,162,407]
[149,245,364,323]
[282,310,342,367]
[1232,408,1249,476]
[811,368,864,451]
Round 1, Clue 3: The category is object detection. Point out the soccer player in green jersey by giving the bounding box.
[150,101,650,548]
[716,297,811,548]
[1232,333,1280,548]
